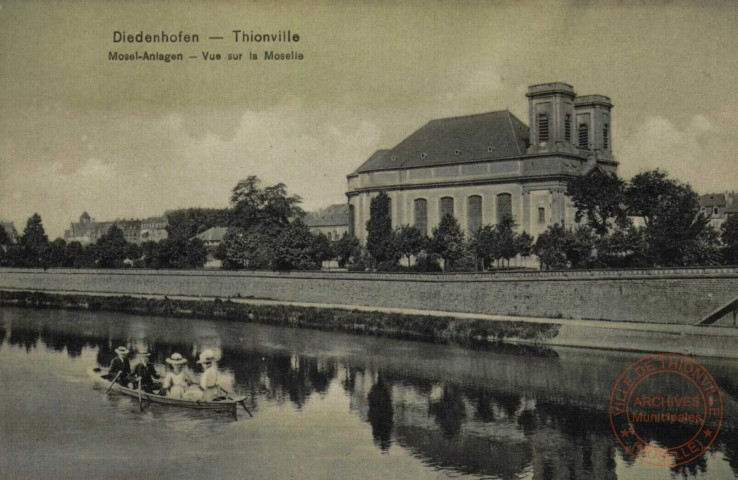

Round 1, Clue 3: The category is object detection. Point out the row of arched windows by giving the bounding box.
[413,194,512,234]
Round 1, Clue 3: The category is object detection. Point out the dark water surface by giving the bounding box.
[1,307,737,480]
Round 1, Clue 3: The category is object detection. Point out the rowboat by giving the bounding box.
[89,367,247,412]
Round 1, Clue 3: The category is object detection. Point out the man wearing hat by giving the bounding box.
[132,348,161,393]
[109,346,132,386]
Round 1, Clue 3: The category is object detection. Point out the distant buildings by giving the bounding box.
[347,82,617,243]
[141,216,169,242]
[304,204,350,240]
[64,211,169,245]
[699,193,738,229]
[1,222,18,244]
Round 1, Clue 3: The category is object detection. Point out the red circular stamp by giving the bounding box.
[609,353,723,467]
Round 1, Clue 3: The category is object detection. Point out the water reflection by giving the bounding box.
[2,307,738,479]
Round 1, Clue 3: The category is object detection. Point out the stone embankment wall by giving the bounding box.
[1,267,738,325]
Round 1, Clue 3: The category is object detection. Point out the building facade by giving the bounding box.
[64,212,168,245]
[699,193,738,230]
[304,204,350,240]
[346,82,617,243]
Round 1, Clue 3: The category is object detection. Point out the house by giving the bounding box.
[193,227,228,248]
[304,204,350,240]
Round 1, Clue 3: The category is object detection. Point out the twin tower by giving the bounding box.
[525,82,615,166]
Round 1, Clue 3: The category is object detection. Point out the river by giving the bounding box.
[1,307,737,479]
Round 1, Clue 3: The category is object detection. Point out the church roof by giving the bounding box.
[304,204,349,227]
[352,110,529,174]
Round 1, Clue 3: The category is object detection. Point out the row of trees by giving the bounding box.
[361,170,738,271]
[4,169,738,272]
[362,192,533,272]
[0,214,208,269]
[542,168,736,269]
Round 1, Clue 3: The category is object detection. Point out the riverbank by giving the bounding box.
[3,289,738,358]
[2,267,738,326]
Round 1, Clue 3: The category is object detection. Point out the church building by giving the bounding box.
[346,82,617,243]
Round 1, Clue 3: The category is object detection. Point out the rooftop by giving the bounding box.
[304,204,350,227]
[351,110,530,174]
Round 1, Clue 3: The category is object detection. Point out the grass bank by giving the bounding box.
[0,290,560,348]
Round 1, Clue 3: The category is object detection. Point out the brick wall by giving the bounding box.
[1,267,737,325]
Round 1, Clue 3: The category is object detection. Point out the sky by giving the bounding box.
[1,0,737,238]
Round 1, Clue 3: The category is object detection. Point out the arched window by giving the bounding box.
[440,197,454,219]
[496,193,512,224]
[414,199,428,235]
[578,123,589,148]
[467,195,482,233]
[538,114,549,143]
[348,205,355,236]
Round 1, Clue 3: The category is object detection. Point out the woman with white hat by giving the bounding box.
[161,353,193,399]
[197,349,225,401]
[108,346,131,386]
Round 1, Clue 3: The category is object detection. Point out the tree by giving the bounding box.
[333,232,361,268]
[125,242,143,263]
[595,225,647,268]
[562,225,596,269]
[140,241,161,269]
[47,238,67,268]
[311,233,334,269]
[626,170,717,266]
[96,225,127,268]
[0,226,9,246]
[430,214,466,272]
[20,213,49,267]
[64,241,84,268]
[365,192,397,266]
[156,237,207,269]
[722,215,738,265]
[468,225,498,270]
[516,232,534,263]
[223,230,273,270]
[567,169,629,237]
[223,176,305,270]
[496,216,519,267]
[395,225,425,267]
[229,176,304,232]
[533,224,568,270]
[166,208,229,241]
[272,218,321,270]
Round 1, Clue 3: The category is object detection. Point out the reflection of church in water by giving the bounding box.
[347,82,617,244]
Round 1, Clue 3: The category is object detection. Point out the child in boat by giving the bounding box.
[108,346,131,386]
[162,353,193,399]
[131,348,161,393]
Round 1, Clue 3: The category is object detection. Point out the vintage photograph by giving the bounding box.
[1,1,737,478]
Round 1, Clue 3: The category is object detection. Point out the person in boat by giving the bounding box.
[198,349,227,401]
[108,346,131,386]
[161,352,193,399]
[131,348,161,393]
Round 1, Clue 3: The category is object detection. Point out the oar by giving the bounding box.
[239,400,253,417]
[219,386,253,417]
[138,378,143,412]
[105,371,122,394]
